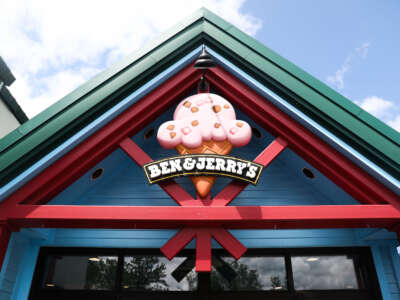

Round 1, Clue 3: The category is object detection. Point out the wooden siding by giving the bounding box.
[49,106,357,206]
[0,229,399,299]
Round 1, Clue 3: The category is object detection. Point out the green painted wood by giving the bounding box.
[0,7,399,187]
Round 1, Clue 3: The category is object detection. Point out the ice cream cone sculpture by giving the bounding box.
[157,93,252,197]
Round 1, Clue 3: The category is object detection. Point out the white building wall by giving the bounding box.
[0,99,21,139]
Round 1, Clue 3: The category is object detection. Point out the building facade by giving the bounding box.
[0,8,399,300]
[0,57,28,138]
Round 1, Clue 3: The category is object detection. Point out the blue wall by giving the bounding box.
[1,228,399,300]
[49,104,357,207]
[1,92,396,300]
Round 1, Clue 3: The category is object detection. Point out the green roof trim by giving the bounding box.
[0,7,399,187]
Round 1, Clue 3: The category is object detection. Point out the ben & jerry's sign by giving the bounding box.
[144,154,263,185]
[143,93,264,197]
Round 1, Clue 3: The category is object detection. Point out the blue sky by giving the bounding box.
[243,0,400,130]
[1,0,399,131]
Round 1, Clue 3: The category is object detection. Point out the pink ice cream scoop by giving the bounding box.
[157,93,252,198]
[157,93,252,149]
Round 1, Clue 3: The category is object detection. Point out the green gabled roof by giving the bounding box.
[0,7,399,187]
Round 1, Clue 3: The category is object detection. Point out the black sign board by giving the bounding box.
[143,154,263,185]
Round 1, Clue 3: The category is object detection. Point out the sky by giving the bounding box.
[1,0,399,132]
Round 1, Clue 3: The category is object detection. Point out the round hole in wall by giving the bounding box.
[302,168,315,179]
[91,168,104,180]
[144,128,155,140]
[252,127,262,139]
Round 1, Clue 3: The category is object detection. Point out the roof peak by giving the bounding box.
[0,8,398,188]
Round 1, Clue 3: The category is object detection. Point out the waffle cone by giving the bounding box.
[176,140,232,198]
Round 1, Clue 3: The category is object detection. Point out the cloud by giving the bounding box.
[357,96,394,118]
[327,42,371,90]
[356,96,400,132]
[355,42,370,58]
[388,116,400,132]
[0,0,262,118]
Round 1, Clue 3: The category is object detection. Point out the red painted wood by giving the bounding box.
[211,137,288,206]
[0,63,397,230]
[1,65,200,208]
[207,67,399,208]
[3,205,400,230]
[211,228,247,260]
[119,137,196,206]
[160,228,196,260]
[119,137,152,165]
[254,137,288,165]
[0,223,11,272]
[196,229,212,272]
[158,182,199,206]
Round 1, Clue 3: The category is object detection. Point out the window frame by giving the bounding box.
[28,247,383,300]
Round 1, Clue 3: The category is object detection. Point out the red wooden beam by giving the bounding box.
[196,229,212,272]
[211,228,247,259]
[207,67,399,208]
[161,228,196,260]
[0,65,200,208]
[0,223,11,272]
[119,137,198,206]
[3,205,400,229]
[210,137,288,206]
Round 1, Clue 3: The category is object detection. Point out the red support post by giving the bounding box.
[0,223,11,272]
[196,229,212,272]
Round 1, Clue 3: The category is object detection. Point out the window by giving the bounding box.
[122,255,197,291]
[291,255,359,290]
[211,256,287,291]
[42,255,117,290]
[29,247,382,300]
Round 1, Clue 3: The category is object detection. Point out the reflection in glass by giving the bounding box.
[211,256,286,291]
[292,255,359,290]
[122,256,197,291]
[42,255,117,290]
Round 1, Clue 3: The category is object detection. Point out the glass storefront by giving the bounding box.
[29,247,382,300]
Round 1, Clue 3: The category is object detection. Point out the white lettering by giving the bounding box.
[246,165,259,179]
[196,157,206,170]
[148,165,161,178]
[205,157,215,170]
[183,158,195,170]
[159,161,171,175]
[225,159,237,173]
[215,158,226,171]
[236,162,247,175]
[169,159,182,172]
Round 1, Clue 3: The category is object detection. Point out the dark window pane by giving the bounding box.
[42,255,117,290]
[122,255,197,291]
[291,255,359,290]
[211,256,286,291]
